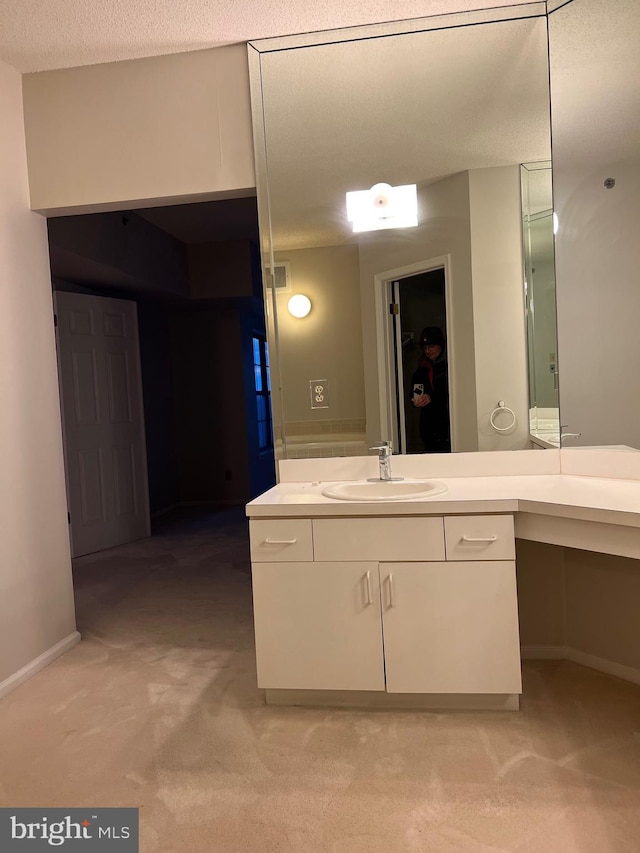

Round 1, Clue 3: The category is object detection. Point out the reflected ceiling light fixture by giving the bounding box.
[346,182,418,233]
[288,294,312,318]
[553,212,559,235]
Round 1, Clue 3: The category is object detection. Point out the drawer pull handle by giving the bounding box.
[461,535,498,543]
[364,571,373,606]
[263,538,297,545]
[388,573,396,608]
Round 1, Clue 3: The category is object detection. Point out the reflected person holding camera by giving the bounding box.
[410,326,451,453]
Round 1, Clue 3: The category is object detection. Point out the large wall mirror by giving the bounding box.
[248,4,558,461]
[549,0,640,450]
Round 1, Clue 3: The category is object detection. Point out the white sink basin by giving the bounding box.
[321,479,448,501]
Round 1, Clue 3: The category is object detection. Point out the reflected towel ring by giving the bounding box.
[490,400,516,432]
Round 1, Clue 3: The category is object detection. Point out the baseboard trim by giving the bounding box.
[521,644,567,660]
[0,631,82,700]
[522,644,640,686]
[265,689,520,711]
[564,648,640,687]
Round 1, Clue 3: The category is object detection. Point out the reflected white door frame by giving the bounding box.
[374,255,456,454]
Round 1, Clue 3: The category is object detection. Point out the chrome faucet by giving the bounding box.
[369,440,398,481]
[560,425,582,444]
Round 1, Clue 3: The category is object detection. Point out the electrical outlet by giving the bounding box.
[310,379,329,409]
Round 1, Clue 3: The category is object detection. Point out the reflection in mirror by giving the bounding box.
[549,0,640,449]
[521,161,560,448]
[249,6,555,460]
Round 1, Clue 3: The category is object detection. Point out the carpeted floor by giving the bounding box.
[1,506,640,852]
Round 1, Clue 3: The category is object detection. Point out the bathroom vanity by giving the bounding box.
[246,449,640,710]
[250,512,521,708]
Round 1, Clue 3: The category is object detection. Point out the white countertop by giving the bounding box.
[246,473,640,529]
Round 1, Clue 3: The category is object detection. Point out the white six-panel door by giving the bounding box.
[55,292,150,557]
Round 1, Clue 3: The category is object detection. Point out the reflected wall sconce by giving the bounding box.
[346,182,418,233]
[288,294,312,318]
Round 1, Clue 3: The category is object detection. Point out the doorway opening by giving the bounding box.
[49,198,277,557]
[376,257,454,455]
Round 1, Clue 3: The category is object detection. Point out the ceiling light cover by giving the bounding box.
[346,183,418,233]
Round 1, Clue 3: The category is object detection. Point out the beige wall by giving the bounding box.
[516,539,565,647]
[358,172,478,451]
[468,165,530,450]
[516,539,640,675]
[564,549,640,671]
[274,245,364,425]
[0,59,76,688]
[22,45,255,215]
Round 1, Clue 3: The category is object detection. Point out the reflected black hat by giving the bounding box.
[419,326,445,348]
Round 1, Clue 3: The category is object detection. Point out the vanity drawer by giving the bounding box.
[444,515,515,561]
[250,519,313,562]
[313,517,445,562]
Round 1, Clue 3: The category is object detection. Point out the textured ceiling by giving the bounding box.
[259,15,552,250]
[0,0,532,72]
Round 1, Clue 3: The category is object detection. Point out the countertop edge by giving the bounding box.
[246,498,520,518]
[246,476,640,530]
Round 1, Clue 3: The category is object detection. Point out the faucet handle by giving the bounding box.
[369,439,392,453]
[560,425,582,441]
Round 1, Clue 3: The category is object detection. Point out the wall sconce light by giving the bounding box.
[346,182,418,233]
[288,294,312,318]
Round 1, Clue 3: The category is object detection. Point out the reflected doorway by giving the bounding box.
[389,268,451,454]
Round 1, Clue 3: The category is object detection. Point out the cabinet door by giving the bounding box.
[380,562,522,694]
[251,561,385,691]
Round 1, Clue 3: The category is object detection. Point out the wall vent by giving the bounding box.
[265,262,291,291]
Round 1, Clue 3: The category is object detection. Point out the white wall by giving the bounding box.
[0,59,77,690]
[553,159,640,447]
[468,165,530,450]
[550,0,640,449]
[22,45,255,215]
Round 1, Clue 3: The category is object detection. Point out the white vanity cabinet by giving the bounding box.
[380,561,521,693]
[251,560,385,691]
[249,514,521,703]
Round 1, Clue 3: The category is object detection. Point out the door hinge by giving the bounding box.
[389,303,399,315]
[67,512,71,524]
[54,313,58,327]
